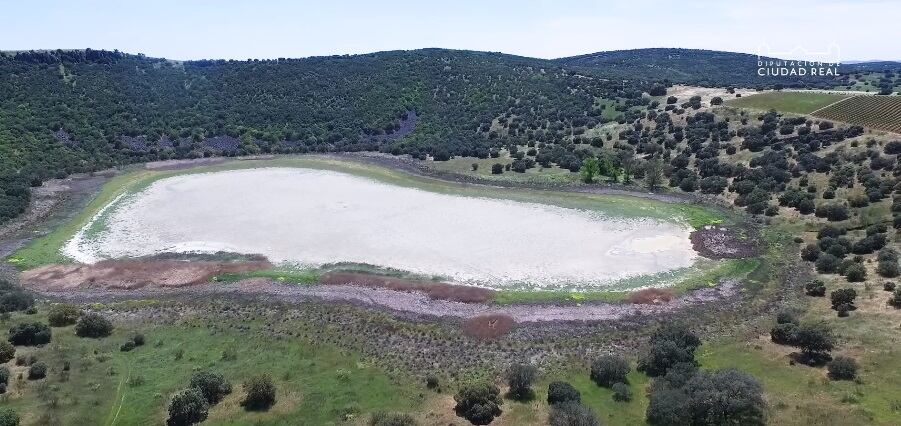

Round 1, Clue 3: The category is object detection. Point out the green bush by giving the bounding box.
[505,364,537,400]
[0,366,9,386]
[47,304,80,327]
[547,381,581,406]
[843,263,866,282]
[827,356,858,381]
[453,382,502,425]
[647,368,765,426]
[638,324,701,377]
[805,280,826,297]
[120,341,136,352]
[0,280,34,314]
[167,388,209,426]
[27,361,47,380]
[189,371,232,405]
[0,340,14,363]
[590,355,630,387]
[75,313,113,338]
[369,412,417,426]
[241,374,276,411]
[830,288,857,311]
[7,322,51,346]
[612,382,632,402]
[548,402,599,426]
[0,408,19,426]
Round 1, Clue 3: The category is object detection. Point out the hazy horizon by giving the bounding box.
[2,0,899,62]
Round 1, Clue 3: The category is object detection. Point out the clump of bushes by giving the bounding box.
[121,334,146,352]
[8,322,51,346]
[590,355,630,387]
[638,323,700,377]
[47,303,80,327]
[547,381,580,406]
[167,388,208,426]
[369,412,417,426]
[805,280,826,297]
[827,356,858,381]
[27,361,47,380]
[646,368,765,426]
[830,288,857,316]
[0,340,14,363]
[190,371,232,405]
[549,401,599,426]
[75,313,113,338]
[242,374,276,411]
[505,363,537,400]
[453,382,502,425]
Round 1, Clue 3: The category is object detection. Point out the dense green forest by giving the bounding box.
[1,48,899,223]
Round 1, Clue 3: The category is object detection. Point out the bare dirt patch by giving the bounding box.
[628,288,675,305]
[690,225,758,259]
[20,259,270,291]
[462,314,516,339]
[320,272,495,303]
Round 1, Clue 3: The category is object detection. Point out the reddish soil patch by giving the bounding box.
[690,225,758,259]
[20,259,270,291]
[319,272,494,303]
[462,314,515,339]
[628,288,674,305]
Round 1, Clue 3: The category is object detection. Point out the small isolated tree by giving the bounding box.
[843,263,866,282]
[547,381,581,406]
[0,408,19,426]
[710,96,723,105]
[27,361,47,380]
[638,324,701,377]
[790,322,834,364]
[647,369,765,426]
[0,340,14,364]
[877,260,899,278]
[590,355,630,387]
[241,374,276,411]
[453,382,502,425]
[75,313,113,338]
[830,288,857,311]
[190,371,232,405]
[47,304,80,327]
[805,280,826,297]
[548,402,599,426]
[827,356,858,381]
[505,364,537,400]
[580,157,600,183]
[167,388,209,426]
[491,163,504,175]
[645,158,664,190]
[612,382,632,402]
[7,322,51,346]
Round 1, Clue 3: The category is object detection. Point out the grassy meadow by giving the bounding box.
[727,91,852,115]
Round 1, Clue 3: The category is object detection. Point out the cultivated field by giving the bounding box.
[726,91,852,114]
[813,95,901,133]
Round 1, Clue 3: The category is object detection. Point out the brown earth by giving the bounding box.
[628,288,675,305]
[690,225,759,259]
[462,314,516,339]
[20,259,270,291]
[320,272,495,303]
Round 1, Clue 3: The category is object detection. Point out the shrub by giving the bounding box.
[590,355,630,387]
[425,375,439,390]
[167,388,209,426]
[7,322,51,346]
[47,304,80,327]
[0,409,19,426]
[0,280,34,314]
[770,322,798,345]
[120,341,136,352]
[491,163,503,174]
[75,313,113,338]
[888,287,901,308]
[843,263,867,282]
[830,288,857,310]
[548,402,599,426]
[638,324,701,377]
[453,382,502,425]
[132,333,145,346]
[884,282,896,291]
[877,260,899,278]
[776,309,799,325]
[241,374,276,411]
[0,366,9,386]
[189,371,232,405]
[0,340,14,363]
[800,244,821,261]
[505,364,537,400]
[612,382,632,402]
[827,356,858,380]
[547,381,581,406]
[805,280,826,297]
[28,361,47,380]
[647,369,765,426]
[790,322,834,364]
[369,412,417,426]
